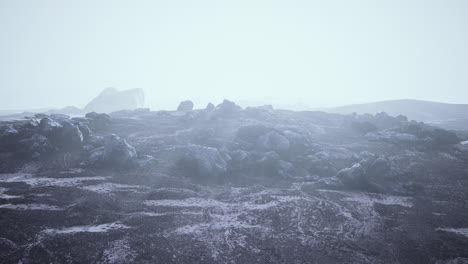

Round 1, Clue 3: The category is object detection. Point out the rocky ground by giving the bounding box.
[0,100,468,264]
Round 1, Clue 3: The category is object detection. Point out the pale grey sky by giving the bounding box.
[1,0,467,110]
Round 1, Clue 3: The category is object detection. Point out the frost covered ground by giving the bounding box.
[1,103,468,263]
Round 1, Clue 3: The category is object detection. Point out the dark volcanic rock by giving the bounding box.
[85,112,112,131]
[210,99,242,119]
[38,117,62,135]
[56,120,83,150]
[87,134,138,168]
[257,131,290,152]
[0,124,19,142]
[173,144,227,182]
[1,99,468,264]
[18,133,53,158]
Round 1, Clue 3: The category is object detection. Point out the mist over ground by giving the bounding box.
[1,1,468,264]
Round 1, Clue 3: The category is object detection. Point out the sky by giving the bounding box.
[0,0,467,110]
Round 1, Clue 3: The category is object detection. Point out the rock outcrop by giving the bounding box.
[86,134,138,168]
[177,100,194,112]
[84,87,144,113]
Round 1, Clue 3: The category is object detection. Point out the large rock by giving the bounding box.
[336,163,368,189]
[210,99,242,119]
[87,134,137,168]
[85,112,112,131]
[84,87,144,113]
[103,134,137,165]
[431,128,460,145]
[0,124,18,139]
[368,122,460,146]
[205,103,215,111]
[38,117,62,136]
[258,131,290,152]
[174,144,227,181]
[177,100,194,112]
[18,134,54,158]
[368,156,391,177]
[56,120,84,150]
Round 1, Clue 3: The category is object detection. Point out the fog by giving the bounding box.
[2,2,468,262]
[1,0,468,110]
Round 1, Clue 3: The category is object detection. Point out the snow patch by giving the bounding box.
[144,198,229,208]
[343,193,413,208]
[0,187,22,199]
[0,174,109,188]
[439,152,458,160]
[436,228,468,238]
[44,222,130,235]
[80,183,145,194]
[0,203,61,210]
[101,239,136,264]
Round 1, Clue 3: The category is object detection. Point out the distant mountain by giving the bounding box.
[84,87,144,113]
[324,99,468,130]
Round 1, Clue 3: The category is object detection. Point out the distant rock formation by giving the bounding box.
[84,87,144,113]
[177,100,194,112]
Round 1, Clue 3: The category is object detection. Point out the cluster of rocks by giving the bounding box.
[349,112,460,147]
[161,100,462,191]
[0,112,140,169]
[0,99,462,193]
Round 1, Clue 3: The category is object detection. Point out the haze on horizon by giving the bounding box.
[1,0,467,110]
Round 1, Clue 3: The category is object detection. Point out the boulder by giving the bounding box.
[336,163,368,189]
[210,99,241,119]
[177,100,194,112]
[86,134,137,168]
[431,128,460,145]
[85,112,111,131]
[0,124,18,139]
[38,118,62,136]
[368,156,391,177]
[174,144,227,181]
[77,124,91,141]
[205,103,215,111]
[18,134,53,158]
[103,134,137,166]
[258,131,290,152]
[56,120,83,150]
[21,119,40,130]
[336,162,385,192]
